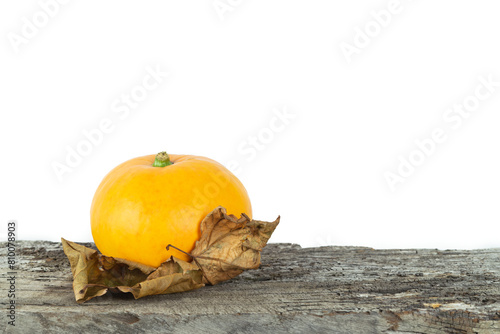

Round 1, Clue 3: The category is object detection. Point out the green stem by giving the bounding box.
[153,151,173,167]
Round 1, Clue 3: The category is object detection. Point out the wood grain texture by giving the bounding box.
[1,241,499,333]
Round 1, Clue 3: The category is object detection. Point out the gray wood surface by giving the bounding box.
[1,241,499,333]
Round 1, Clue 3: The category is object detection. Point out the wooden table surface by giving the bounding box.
[1,241,499,333]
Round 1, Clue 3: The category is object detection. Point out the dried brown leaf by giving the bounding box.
[191,206,280,285]
[61,238,203,303]
[62,206,279,303]
[117,257,204,299]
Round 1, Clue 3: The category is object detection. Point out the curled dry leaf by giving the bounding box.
[62,206,279,303]
[61,238,203,303]
[190,206,280,285]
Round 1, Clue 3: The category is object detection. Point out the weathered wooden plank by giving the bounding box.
[1,241,499,333]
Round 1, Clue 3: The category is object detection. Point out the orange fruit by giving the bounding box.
[90,151,252,267]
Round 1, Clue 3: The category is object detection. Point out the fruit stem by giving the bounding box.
[153,151,173,167]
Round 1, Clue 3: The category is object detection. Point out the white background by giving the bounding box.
[1,0,499,249]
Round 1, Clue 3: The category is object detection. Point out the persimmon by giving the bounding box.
[90,151,252,267]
